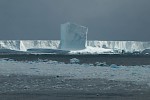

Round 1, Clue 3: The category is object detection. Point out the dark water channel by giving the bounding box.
[0,54,150,66]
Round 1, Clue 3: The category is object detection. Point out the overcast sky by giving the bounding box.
[0,0,150,40]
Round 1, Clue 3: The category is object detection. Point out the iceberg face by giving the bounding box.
[60,22,88,50]
[0,40,20,50]
[87,41,150,52]
[0,40,150,53]
[0,40,60,51]
[20,40,60,51]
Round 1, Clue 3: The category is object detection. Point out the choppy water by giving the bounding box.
[0,54,150,66]
[0,54,150,100]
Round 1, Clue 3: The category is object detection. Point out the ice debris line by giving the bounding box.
[0,22,150,54]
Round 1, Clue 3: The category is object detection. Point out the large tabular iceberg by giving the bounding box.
[60,22,88,50]
[0,23,150,54]
[0,40,150,54]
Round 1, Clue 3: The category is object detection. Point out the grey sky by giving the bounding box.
[0,0,150,40]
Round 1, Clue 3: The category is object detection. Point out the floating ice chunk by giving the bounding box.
[95,62,107,66]
[60,22,88,50]
[70,58,80,64]
[70,46,113,54]
[110,64,119,68]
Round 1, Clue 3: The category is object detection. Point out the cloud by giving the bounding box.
[0,0,150,40]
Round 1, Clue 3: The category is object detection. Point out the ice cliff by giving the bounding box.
[0,40,150,53]
[0,40,59,51]
[60,22,88,50]
[87,41,150,52]
[1,23,149,54]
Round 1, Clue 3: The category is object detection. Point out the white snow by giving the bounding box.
[60,22,88,50]
[0,59,150,86]
[69,46,113,54]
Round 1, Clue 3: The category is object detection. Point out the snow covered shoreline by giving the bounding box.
[0,59,150,87]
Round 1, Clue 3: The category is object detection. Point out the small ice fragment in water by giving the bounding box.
[110,64,119,68]
[95,62,107,66]
[70,58,80,64]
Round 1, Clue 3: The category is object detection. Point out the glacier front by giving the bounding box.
[0,40,150,54]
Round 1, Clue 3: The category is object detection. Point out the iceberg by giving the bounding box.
[20,40,60,51]
[60,22,88,50]
[0,40,150,54]
[87,41,150,52]
[0,23,150,54]
[0,40,20,50]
